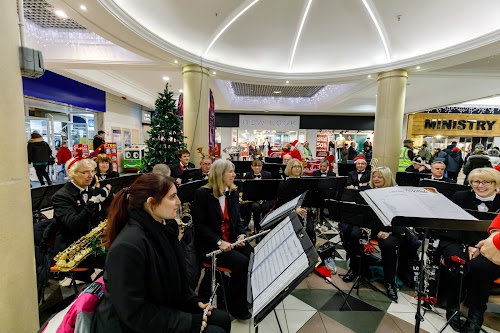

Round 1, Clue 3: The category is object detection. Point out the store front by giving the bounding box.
[407,113,500,153]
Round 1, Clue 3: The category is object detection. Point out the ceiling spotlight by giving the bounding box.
[286,81,289,84]
[174,60,178,64]
[212,71,216,75]
[416,66,421,70]
[162,76,170,81]
[179,89,183,93]
[54,9,68,18]
[80,5,87,11]
[367,75,372,78]
[273,91,281,94]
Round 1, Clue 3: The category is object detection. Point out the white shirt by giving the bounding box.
[218,187,229,212]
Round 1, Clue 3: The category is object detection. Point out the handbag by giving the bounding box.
[49,155,56,165]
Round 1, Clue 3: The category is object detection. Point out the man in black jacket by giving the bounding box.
[92,130,105,152]
[189,156,212,181]
[422,161,455,183]
[170,149,195,184]
[346,156,370,189]
[312,159,336,177]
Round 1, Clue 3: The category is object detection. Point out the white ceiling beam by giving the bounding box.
[288,0,314,72]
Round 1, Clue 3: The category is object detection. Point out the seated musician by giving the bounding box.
[242,159,275,233]
[192,159,253,320]
[190,156,212,181]
[276,158,315,245]
[421,161,455,183]
[312,159,336,177]
[94,153,119,181]
[346,156,370,189]
[436,167,500,333]
[405,156,431,173]
[94,173,231,333]
[152,163,171,177]
[282,153,292,165]
[170,149,196,185]
[51,156,111,280]
[342,166,419,302]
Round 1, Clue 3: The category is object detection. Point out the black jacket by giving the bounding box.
[170,162,196,179]
[347,147,358,160]
[27,138,52,164]
[93,135,104,151]
[93,213,202,333]
[312,170,336,177]
[192,187,245,254]
[243,170,272,179]
[52,182,101,253]
[189,169,209,181]
[346,170,370,187]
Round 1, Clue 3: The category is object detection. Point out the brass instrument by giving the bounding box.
[54,220,107,271]
[178,202,192,240]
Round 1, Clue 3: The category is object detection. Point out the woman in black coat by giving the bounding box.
[93,173,230,333]
[27,132,52,185]
[94,154,120,181]
[436,167,500,333]
[192,159,253,320]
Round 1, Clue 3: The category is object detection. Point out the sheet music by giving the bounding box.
[360,186,477,226]
[260,193,303,227]
[251,217,309,316]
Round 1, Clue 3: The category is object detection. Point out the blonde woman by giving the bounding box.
[192,159,252,320]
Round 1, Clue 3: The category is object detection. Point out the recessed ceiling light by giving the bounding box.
[286,81,289,84]
[54,9,68,18]
[179,89,183,93]
[80,5,87,11]
[162,76,170,81]
[273,91,281,94]
[212,71,216,75]
[416,66,421,70]
[174,60,178,64]
[367,75,372,78]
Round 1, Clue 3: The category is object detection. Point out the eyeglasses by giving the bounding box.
[77,170,96,176]
[471,180,493,186]
[292,165,302,169]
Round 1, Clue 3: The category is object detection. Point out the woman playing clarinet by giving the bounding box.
[192,159,253,320]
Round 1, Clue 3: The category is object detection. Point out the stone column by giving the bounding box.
[0,1,39,332]
[372,70,408,174]
[182,65,210,166]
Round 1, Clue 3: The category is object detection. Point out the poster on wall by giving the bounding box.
[112,128,122,150]
[123,128,131,148]
[240,142,249,158]
[316,133,329,157]
[104,142,119,171]
[214,143,221,158]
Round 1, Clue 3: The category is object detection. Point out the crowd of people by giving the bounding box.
[35,136,500,333]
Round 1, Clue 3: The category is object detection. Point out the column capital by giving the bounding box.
[377,69,408,82]
[182,64,210,76]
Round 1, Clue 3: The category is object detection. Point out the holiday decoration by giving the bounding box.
[141,84,185,172]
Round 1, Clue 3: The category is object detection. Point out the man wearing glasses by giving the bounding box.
[190,156,213,181]
[52,157,111,281]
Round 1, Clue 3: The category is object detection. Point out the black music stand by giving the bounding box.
[240,179,281,202]
[250,212,319,333]
[395,171,429,186]
[232,161,252,175]
[260,192,306,230]
[262,163,286,179]
[391,216,492,333]
[31,183,65,215]
[264,157,283,164]
[99,174,141,194]
[326,200,393,308]
[177,179,208,203]
[337,163,371,176]
[180,169,200,184]
[418,179,470,200]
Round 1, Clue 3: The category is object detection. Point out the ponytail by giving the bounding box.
[102,188,129,249]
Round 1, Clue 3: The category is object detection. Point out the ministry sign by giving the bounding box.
[408,113,500,137]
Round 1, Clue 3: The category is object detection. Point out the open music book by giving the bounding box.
[360,186,477,227]
[250,215,310,317]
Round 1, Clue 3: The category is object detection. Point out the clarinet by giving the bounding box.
[414,238,439,308]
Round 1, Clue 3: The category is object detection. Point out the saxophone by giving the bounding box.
[54,220,107,272]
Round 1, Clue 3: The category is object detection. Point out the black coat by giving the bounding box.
[51,182,100,253]
[243,170,272,179]
[189,169,209,181]
[346,170,371,187]
[93,213,202,333]
[312,170,336,177]
[170,162,196,179]
[192,187,245,254]
[93,135,104,151]
[27,139,52,164]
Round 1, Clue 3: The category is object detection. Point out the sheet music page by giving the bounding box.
[251,217,309,316]
[260,193,303,227]
[360,186,477,226]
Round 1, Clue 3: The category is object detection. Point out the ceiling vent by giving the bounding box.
[23,0,86,29]
[231,82,324,98]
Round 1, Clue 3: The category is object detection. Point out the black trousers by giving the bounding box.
[34,164,51,185]
[438,240,468,308]
[349,227,401,284]
[216,243,253,316]
[466,254,500,313]
[205,308,232,333]
[250,200,275,232]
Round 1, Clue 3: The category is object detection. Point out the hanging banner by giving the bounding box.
[209,89,216,154]
[316,133,329,157]
[177,93,184,121]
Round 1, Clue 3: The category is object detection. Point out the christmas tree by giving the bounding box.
[141,84,185,172]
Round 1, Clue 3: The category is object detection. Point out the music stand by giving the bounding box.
[178,169,200,184]
[419,179,470,200]
[337,163,371,176]
[31,183,65,215]
[264,157,283,164]
[391,216,492,333]
[240,179,281,202]
[232,161,252,174]
[177,179,208,203]
[262,163,286,179]
[99,174,141,194]
[260,192,306,230]
[249,212,319,333]
[395,172,429,186]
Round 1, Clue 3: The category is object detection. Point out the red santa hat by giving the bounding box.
[291,140,299,147]
[353,156,366,162]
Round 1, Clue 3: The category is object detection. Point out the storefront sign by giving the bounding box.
[408,113,500,137]
[316,133,329,157]
[239,115,300,131]
[142,111,152,124]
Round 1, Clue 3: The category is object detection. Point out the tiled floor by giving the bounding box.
[231,227,500,333]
